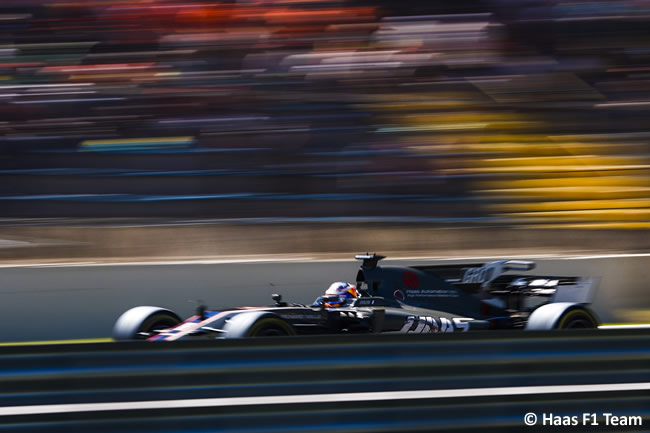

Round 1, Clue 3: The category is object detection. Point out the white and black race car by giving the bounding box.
[112,253,600,341]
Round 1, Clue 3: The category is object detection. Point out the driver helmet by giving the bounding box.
[324,282,358,307]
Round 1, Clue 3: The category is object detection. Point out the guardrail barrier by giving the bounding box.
[0,330,649,432]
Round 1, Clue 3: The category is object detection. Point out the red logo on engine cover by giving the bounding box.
[402,271,419,289]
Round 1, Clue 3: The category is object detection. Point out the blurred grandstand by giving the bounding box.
[0,0,649,231]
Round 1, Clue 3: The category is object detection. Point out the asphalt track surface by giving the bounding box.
[0,254,649,342]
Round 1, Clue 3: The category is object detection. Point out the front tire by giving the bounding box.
[112,306,182,340]
[223,312,296,338]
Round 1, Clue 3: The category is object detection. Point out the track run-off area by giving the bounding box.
[0,253,649,342]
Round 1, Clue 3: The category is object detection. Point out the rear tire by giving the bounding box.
[526,302,599,330]
[113,306,182,340]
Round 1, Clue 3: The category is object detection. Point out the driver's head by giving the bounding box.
[324,282,358,307]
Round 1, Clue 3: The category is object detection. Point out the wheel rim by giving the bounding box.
[253,327,288,337]
[137,316,181,338]
[563,317,594,329]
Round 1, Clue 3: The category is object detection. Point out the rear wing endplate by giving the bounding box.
[552,277,599,304]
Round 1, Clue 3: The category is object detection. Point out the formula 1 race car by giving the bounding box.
[112,253,600,341]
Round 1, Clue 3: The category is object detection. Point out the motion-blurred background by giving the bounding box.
[0,0,649,261]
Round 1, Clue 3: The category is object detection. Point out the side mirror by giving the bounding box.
[272,294,287,307]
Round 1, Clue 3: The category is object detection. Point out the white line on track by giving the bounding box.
[565,253,650,260]
[0,257,316,268]
[2,253,650,268]
[2,382,650,416]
